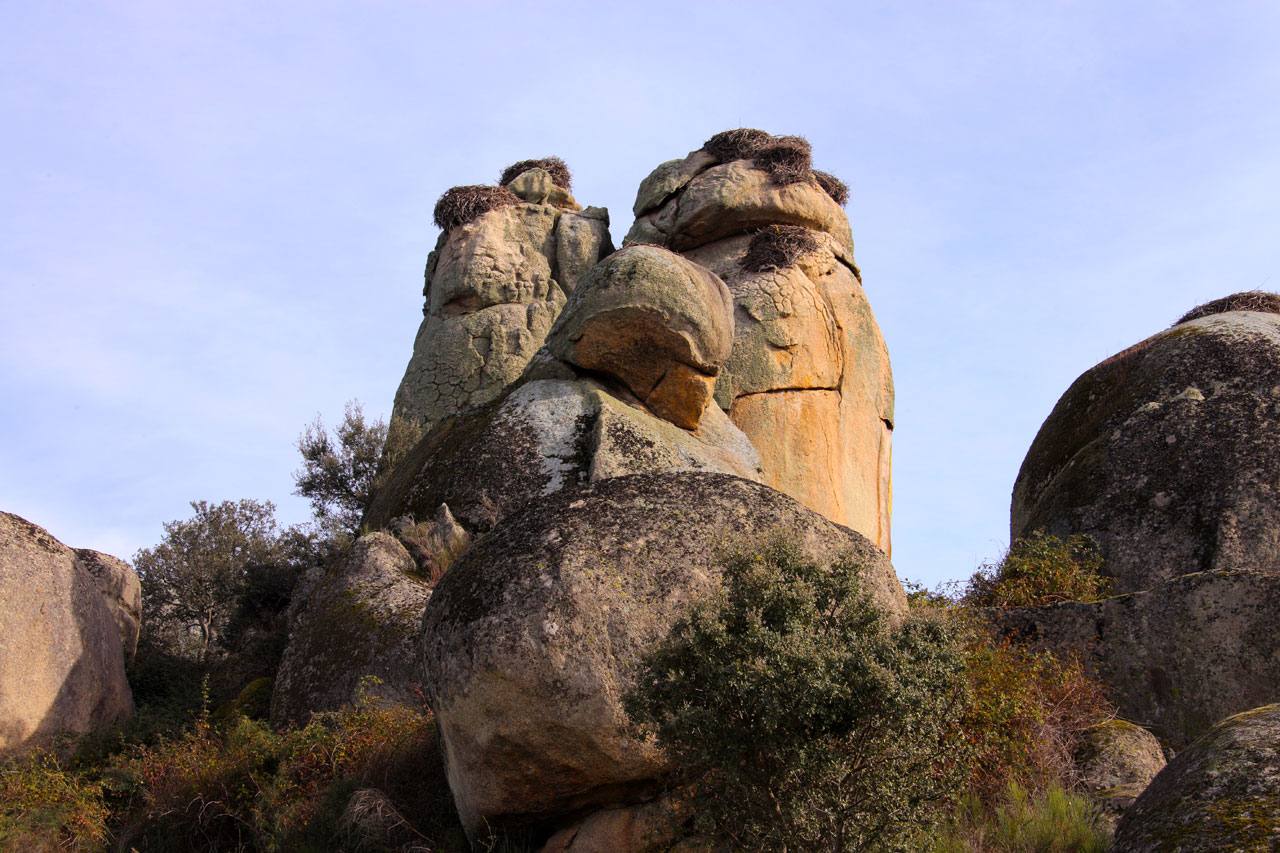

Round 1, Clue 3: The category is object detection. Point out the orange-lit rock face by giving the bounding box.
[631,146,894,553]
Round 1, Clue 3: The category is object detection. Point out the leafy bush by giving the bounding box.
[108,686,463,852]
[963,532,1110,609]
[959,631,1113,802]
[0,753,109,852]
[626,538,970,852]
[928,782,1111,852]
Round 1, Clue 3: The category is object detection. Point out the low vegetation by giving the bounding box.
[928,783,1111,853]
[962,531,1111,609]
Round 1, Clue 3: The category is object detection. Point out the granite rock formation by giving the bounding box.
[421,472,907,839]
[1073,719,1167,824]
[0,512,136,754]
[390,160,613,439]
[625,131,893,551]
[1113,704,1280,851]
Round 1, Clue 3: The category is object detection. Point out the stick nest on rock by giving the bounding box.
[813,170,849,206]
[499,157,572,190]
[1176,290,1280,325]
[741,225,821,273]
[433,185,520,232]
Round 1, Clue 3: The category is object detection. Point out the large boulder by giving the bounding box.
[1012,305,1280,595]
[270,533,432,725]
[1113,704,1280,852]
[391,165,613,438]
[421,472,906,838]
[994,570,1280,748]
[548,245,733,430]
[1073,719,1166,822]
[624,132,894,551]
[0,512,135,754]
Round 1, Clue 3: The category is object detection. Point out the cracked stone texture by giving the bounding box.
[548,245,733,430]
[623,143,892,552]
[421,472,907,838]
[270,532,432,725]
[1,511,135,754]
[1012,310,1280,595]
[994,570,1280,748]
[1113,704,1280,852]
[365,378,762,536]
[391,177,612,437]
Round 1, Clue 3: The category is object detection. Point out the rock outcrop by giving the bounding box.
[1073,719,1166,822]
[270,532,432,725]
[0,512,136,754]
[367,245,760,535]
[995,570,1280,748]
[390,160,613,439]
[422,472,906,838]
[625,131,893,551]
[1012,303,1280,595]
[1113,704,1280,852]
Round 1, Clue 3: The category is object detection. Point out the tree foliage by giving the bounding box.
[626,538,971,852]
[963,531,1110,609]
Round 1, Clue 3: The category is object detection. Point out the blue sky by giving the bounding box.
[3,1,1278,586]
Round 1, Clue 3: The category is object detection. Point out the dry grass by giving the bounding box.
[813,170,849,205]
[740,225,820,273]
[1175,290,1280,325]
[703,127,773,162]
[432,185,519,232]
[499,156,572,190]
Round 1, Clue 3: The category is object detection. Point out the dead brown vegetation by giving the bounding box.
[1175,290,1280,325]
[432,185,520,232]
[741,225,820,273]
[753,135,813,185]
[813,170,849,206]
[703,127,773,162]
[499,156,572,189]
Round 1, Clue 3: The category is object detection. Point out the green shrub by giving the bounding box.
[963,532,1110,609]
[626,537,971,852]
[928,782,1111,852]
[0,753,110,852]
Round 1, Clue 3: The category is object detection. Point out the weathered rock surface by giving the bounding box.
[73,548,142,661]
[1012,309,1280,595]
[367,373,762,536]
[0,512,134,754]
[995,570,1280,748]
[548,245,733,430]
[540,794,688,853]
[422,472,906,838]
[271,533,431,725]
[1113,704,1280,852]
[1074,719,1166,822]
[623,136,893,551]
[391,171,612,437]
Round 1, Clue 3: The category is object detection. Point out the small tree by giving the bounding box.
[134,500,284,663]
[626,538,971,852]
[293,401,397,537]
[963,532,1110,609]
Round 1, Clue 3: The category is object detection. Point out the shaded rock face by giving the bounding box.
[625,137,893,551]
[0,512,134,754]
[270,533,431,725]
[422,472,906,839]
[995,570,1280,748]
[1074,720,1166,823]
[1012,310,1280,595]
[391,168,613,438]
[1113,704,1280,852]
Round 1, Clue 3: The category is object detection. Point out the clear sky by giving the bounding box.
[3,1,1278,586]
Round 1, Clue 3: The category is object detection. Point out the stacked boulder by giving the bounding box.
[347,137,905,846]
[626,130,894,552]
[390,158,613,440]
[0,512,139,754]
[1002,292,1280,746]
